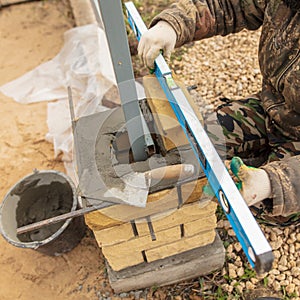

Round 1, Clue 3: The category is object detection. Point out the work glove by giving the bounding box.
[138,21,177,69]
[229,157,272,206]
[203,157,272,207]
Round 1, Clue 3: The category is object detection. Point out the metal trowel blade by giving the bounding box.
[104,171,150,207]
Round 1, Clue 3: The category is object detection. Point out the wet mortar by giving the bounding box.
[15,181,73,242]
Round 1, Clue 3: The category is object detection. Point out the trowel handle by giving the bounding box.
[147,164,195,180]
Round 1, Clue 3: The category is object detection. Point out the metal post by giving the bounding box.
[96,0,153,161]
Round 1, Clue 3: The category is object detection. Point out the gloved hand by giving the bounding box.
[202,157,272,207]
[138,21,177,69]
[229,157,272,206]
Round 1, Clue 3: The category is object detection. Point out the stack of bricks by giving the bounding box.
[85,181,217,271]
[84,75,225,292]
[85,178,225,292]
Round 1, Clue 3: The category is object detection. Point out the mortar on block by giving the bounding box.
[0,170,86,256]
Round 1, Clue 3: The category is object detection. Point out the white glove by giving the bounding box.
[138,21,177,69]
[229,157,272,206]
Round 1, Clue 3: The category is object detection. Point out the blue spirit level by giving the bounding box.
[125,1,273,274]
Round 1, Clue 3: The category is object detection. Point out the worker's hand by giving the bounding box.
[138,21,177,69]
[229,157,272,206]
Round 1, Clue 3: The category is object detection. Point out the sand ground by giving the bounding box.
[0,2,113,299]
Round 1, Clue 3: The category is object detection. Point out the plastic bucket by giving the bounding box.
[0,170,86,256]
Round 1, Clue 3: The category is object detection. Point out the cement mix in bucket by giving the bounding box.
[0,170,86,256]
[15,181,73,242]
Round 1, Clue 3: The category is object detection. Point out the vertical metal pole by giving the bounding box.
[97,0,148,161]
[90,0,103,27]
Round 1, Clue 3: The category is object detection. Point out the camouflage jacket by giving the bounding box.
[151,0,300,139]
[151,0,300,216]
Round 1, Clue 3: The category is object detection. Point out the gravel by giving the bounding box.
[218,221,300,299]
[172,29,263,117]
[170,29,300,299]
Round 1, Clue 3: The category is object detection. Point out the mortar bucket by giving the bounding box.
[0,170,86,256]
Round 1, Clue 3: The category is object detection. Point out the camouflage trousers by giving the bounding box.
[204,97,300,167]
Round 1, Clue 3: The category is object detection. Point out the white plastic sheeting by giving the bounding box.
[0,24,116,182]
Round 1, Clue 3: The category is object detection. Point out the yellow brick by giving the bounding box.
[85,210,123,231]
[183,215,217,237]
[145,230,216,262]
[136,200,217,236]
[93,223,134,247]
[182,177,208,204]
[103,225,181,252]
[102,225,182,270]
[104,250,145,271]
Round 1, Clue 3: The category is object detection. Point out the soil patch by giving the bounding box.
[0,1,112,299]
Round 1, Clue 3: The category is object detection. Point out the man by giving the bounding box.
[138,0,300,222]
